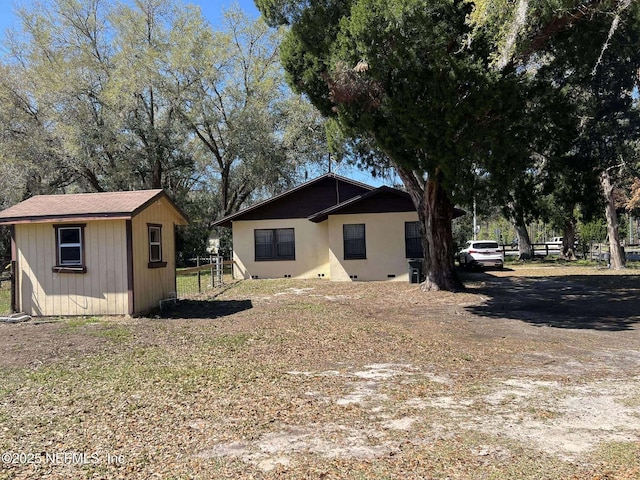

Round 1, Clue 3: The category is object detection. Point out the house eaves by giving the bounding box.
[308,185,467,223]
[308,186,415,223]
[212,173,375,228]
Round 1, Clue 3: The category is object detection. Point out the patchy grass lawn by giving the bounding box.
[1,265,640,479]
[176,271,234,298]
[0,283,10,315]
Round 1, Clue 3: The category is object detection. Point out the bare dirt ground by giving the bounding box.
[0,265,639,479]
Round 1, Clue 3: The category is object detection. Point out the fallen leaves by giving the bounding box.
[1,270,639,479]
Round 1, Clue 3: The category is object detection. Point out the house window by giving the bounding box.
[54,224,86,273]
[148,224,167,268]
[255,228,295,261]
[405,221,424,258]
[343,224,366,260]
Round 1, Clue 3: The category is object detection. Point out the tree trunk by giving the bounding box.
[396,168,461,291]
[395,166,462,291]
[151,157,163,189]
[600,169,626,269]
[514,223,532,260]
[420,178,463,291]
[561,213,577,261]
[504,200,532,260]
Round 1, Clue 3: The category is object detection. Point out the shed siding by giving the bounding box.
[15,220,128,316]
[328,212,419,281]
[232,219,330,279]
[131,196,179,314]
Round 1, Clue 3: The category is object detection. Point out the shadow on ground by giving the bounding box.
[462,273,640,331]
[159,299,253,319]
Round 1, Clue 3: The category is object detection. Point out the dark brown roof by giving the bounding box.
[308,186,415,223]
[309,186,466,223]
[0,189,189,225]
[213,173,466,227]
[213,173,374,228]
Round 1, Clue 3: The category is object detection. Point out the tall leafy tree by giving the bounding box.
[0,63,74,198]
[107,0,199,192]
[490,75,578,260]
[500,170,541,259]
[1,0,196,194]
[1,0,329,256]
[170,7,328,218]
[473,0,640,268]
[257,0,532,290]
[470,0,636,70]
[532,4,640,268]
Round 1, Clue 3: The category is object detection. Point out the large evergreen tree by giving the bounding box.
[256,0,532,290]
[533,3,640,268]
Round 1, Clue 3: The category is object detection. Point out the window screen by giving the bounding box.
[255,228,295,260]
[57,226,83,265]
[149,225,163,262]
[343,224,366,259]
[405,221,424,258]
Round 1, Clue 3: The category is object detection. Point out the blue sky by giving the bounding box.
[0,0,390,187]
[0,0,261,33]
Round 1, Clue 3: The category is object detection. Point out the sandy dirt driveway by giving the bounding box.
[0,265,639,479]
[436,267,640,459]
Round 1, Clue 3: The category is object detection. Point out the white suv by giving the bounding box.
[457,240,504,269]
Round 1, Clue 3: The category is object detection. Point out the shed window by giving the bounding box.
[148,224,167,268]
[54,225,86,273]
[343,224,366,260]
[255,228,295,261]
[405,221,424,258]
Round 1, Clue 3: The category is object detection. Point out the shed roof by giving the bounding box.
[0,189,188,225]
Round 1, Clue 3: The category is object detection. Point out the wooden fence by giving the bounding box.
[500,243,640,261]
[500,243,563,258]
[176,256,233,297]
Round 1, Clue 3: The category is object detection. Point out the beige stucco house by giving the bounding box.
[0,190,188,316]
[214,174,428,282]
